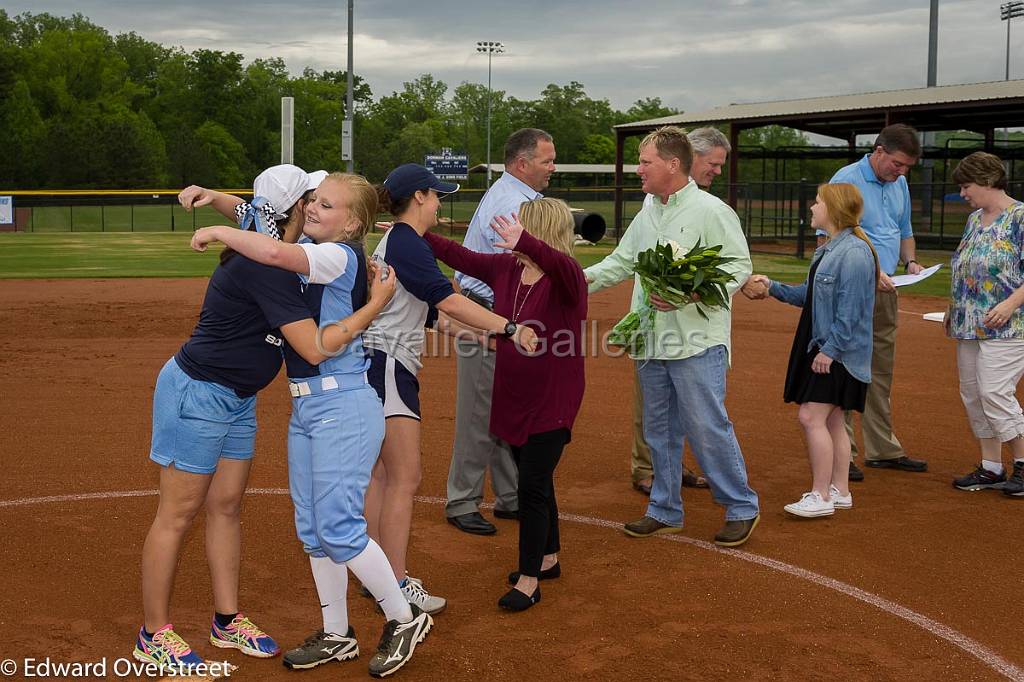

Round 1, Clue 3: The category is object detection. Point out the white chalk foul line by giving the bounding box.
[3,488,1021,681]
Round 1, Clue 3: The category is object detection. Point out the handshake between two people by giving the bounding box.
[740,274,771,301]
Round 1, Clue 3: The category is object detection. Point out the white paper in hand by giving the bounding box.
[892,263,943,287]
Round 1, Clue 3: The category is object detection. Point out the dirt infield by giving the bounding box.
[1,278,1022,681]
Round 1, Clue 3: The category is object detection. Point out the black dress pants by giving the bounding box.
[510,428,569,577]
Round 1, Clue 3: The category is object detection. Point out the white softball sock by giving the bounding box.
[309,555,349,635]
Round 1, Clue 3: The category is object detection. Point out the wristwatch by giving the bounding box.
[903,259,919,273]
[501,321,517,338]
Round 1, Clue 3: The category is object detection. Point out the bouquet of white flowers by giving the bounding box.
[607,240,738,356]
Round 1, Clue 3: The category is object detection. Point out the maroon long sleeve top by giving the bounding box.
[424,230,588,447]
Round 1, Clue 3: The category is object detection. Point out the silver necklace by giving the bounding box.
[512,269,542,322]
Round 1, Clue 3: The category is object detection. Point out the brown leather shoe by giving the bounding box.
[623,516,683,538]
[632,478,653,496]
[682,467,709,489]
[713,514,759,547]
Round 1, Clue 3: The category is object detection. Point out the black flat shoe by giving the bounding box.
[507,563,561,584]
[498,586,541,611]
[866,456,928,472]
[848,461,865,482]
[447,511,497,535]
[493,508,519,520]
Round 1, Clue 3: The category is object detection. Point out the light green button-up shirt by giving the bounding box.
[584,181,752,361]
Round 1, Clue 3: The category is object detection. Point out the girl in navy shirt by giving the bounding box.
[191,172,435,677]
[362,164,538,615]
[138,165,329,673]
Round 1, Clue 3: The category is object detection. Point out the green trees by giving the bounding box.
[0,10,689,189]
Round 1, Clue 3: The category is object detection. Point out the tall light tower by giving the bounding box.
[1002,1,1024,80]
[343,0,355,172]
[476,41,504,187]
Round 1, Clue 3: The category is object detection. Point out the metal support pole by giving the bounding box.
[796,178,808,260]
[476,41,504,188]
[727,124,740,209]
[613,129,625,243]
[1003,2,1024,80]
[344,0,355,172]
[281,96,294,164]
[927,0,938,87]
[486,50,492,187]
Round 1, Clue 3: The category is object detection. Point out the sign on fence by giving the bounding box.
[424,149,469,180]
[0,196,13,225]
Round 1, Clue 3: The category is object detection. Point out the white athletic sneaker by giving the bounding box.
[784,491,835,518]
[829,485,853,510]
[401,579,446,615]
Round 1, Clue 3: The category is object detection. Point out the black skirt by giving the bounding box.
[782,259,868,412]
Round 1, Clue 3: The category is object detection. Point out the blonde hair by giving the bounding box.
[639,126,693,174]
[518,198,575,256]
[323,172,378,242]
[817,183,880,286]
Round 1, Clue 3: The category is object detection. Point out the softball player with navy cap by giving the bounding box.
[191,172,436,678]
[136,164,333,674]
[359,165,539,616]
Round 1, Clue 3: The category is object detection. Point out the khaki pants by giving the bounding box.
[631,364,654,484]
[956,338,1024,442]
[445,338,519,516]
[845,288,906,461]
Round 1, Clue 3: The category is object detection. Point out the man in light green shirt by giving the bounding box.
[585,126,760,547]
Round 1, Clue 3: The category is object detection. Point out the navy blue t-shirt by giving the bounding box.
[175,254,312,396]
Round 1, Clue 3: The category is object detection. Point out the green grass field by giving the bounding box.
[0,232,953,298]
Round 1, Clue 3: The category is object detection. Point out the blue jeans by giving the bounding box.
[638,346,759,526]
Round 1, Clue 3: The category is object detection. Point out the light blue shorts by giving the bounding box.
[288,382,385,562]
[149,358,257,475]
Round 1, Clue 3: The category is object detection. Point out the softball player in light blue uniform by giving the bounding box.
[191,171,433,678]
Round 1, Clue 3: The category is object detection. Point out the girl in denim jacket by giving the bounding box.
[747,183,879,517]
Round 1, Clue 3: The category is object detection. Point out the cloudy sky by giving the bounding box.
[7,0,1023,115]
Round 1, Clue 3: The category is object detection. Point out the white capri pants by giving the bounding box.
[957,338,1024,442]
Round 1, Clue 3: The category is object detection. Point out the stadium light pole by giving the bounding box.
[1003,1,1024,80]
[476,41,504,187]
[343,0,355,172]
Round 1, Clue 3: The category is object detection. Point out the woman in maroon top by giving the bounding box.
[425,198,587,612]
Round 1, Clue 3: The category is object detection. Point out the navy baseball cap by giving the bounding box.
[382,164,459,200]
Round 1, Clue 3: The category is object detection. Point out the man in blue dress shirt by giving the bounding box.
[828,124,928,479]
[445,128,557,535]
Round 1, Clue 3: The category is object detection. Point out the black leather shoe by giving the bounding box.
[447,512,497,535]
[493,508,519,520]
[508,563,561,584]
[866,456,928,472]
[498,586,540,611]
[848,461,865,482]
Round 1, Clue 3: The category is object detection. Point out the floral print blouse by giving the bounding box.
[948,201,1024,340]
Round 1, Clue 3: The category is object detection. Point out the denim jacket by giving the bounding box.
[768,229,876,383]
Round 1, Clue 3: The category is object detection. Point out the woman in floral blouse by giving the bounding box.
[947,151,1024,497]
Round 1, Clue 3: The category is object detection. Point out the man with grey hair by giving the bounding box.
[687,126,731,190]
[630,127,732,496]
[444,128,557,535]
